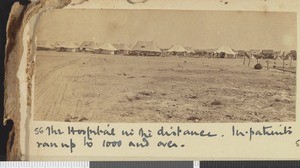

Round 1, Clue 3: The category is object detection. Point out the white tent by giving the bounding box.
[113,43,131,55]
[132,41,161,52]
[74,42,81,47]
[54,41,78,52]
[167,45,187,52]
[98,43,117,55]
[167,44,188,56]
[184,47,195,54]
[85,42,99,52]
[37,41,53,51]
[246,49,261,59]
[130,41,162,56]
[80,41,94,51]
[273,51,283,60]
[215,45,236,58]
[99,43,117,51]
[215,45,236,55]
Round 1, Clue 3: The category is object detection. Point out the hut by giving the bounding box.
[215,45,236,58]
[36,41,53,51]
[54,41,78,52]
[98,43,117,55]
[130,41,162,56]
[113,43,131,55]
[167,44,188,56]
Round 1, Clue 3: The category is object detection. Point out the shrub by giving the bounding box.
[254,63,263,70]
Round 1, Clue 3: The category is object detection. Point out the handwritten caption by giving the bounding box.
[33,124,292,153]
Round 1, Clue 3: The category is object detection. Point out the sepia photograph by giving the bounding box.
[34,9,297,123]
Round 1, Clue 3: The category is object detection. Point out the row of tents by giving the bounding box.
[37,41,118,55]
[37,41,194,56]
[195,48,297,60]
[235,49,297,60]
[37,41,297,60]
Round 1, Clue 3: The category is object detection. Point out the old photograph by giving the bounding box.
[34,9,297,123]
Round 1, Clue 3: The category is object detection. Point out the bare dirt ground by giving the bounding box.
[34,51,296,123]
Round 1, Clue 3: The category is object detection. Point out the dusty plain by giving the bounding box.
[34,51,296,123]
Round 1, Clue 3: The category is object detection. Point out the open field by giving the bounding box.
[34,51,296,122]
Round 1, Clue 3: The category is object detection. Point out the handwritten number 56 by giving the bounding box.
[34,127,44,135]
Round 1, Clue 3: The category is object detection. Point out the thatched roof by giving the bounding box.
[131,41,161,52]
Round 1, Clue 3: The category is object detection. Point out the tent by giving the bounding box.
[113,43,131,55]
[215,45,236,58]
[85,42,99,53]
[167,44,187,56]
[74,42,81,47]
[248,49,261,55]
[130,41,161,56]
[80,41,96,52]
[98,43,117,55]
[54,41,78,52]
[37,41,53,51]
[273,51,283,60]
[184,47,195,54]
[246,49,261,59]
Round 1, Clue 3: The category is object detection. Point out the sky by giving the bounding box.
[36,9,297,50]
